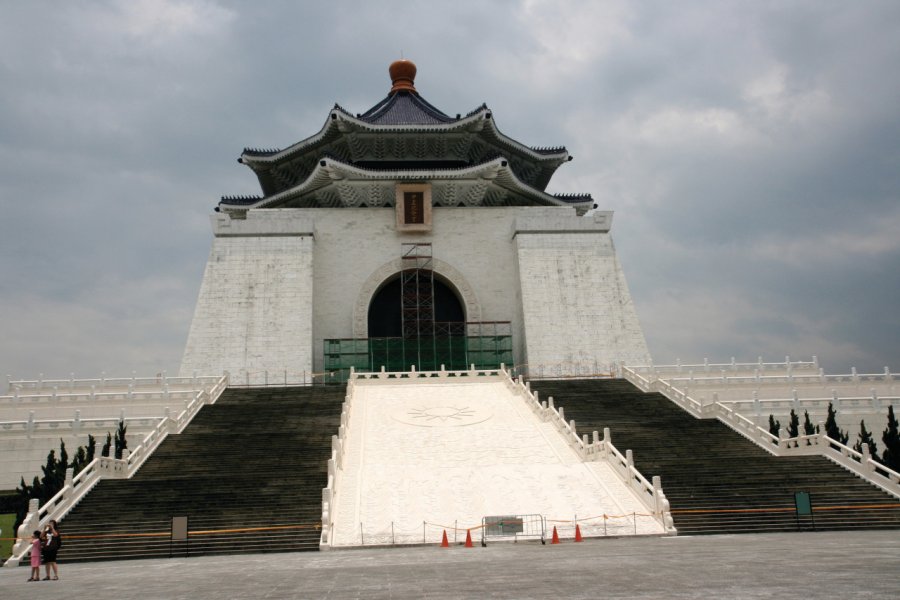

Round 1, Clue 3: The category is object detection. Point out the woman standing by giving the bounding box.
[41,520,61,580]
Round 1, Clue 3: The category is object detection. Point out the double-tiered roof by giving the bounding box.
[219,60,592,214]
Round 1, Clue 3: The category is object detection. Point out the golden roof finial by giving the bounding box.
[389,59,417,94]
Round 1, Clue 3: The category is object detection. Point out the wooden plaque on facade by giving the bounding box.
[395,183,432,232]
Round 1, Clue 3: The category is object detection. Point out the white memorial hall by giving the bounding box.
[3,61,898,566]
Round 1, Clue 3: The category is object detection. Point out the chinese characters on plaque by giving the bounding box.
[395,184,432,232]
[404,192,425,224]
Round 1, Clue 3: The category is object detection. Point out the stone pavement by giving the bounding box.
[1,531,898,599]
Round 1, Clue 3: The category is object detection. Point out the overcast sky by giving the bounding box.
[1,0,898,379]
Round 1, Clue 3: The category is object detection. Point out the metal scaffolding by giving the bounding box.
[400,243,435,368]
[322,244,513,381]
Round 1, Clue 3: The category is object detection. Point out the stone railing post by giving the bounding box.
[11,498,41,559]
[332,435,342,469]
[871,389,881,411]
[860,444,874,472]
[652,475,662,514]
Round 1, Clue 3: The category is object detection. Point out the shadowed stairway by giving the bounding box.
[56,386,345,562]
[532,379,900,535]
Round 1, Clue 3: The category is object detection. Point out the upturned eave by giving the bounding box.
[219,156,591,213]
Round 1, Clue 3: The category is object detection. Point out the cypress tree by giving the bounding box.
[14,477,34,530]
[114,419,128,459]
[57,439,69,485]
[853,420,878,459]
[70,446,88,476]
[768,414,781,443]
[101,432,112,457]
[824,402,849,446]
[802,410,816,443]
[787,409,800,438]
[39,449,59,503]
[12,437,96,531]
[86,433,97,463]
[882,406,900,472]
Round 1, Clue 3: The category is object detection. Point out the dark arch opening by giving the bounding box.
[368,273,465,337]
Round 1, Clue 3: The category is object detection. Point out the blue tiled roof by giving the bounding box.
[358,92,456,125]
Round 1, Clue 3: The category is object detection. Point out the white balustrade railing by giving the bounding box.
[499,365,675,533]
[630,357,893,391]
[621,366,900,499]
[4,374,229,567]
[718,394,899,416]
[7,372,222,394]
[320,379,354,548]
[627,356,820,376]
[0,414,165,436]
[1,388,199,406]
[644,372,895,390]
[351,363,502,382]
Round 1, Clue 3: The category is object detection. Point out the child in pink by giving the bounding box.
[28,530,42,581]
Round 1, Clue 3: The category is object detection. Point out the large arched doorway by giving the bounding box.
[367,272,468,371]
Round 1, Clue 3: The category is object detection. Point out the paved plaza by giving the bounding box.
[2,530,898,599]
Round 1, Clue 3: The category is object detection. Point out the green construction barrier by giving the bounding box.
[324,333,512,382]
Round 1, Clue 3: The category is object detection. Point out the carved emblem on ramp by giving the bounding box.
[392,405,492,427]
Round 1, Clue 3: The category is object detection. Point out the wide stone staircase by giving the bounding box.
[532,379,900,535]
[55,385,345,562]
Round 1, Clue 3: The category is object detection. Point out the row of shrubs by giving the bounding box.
[9,420,129,536]
[768,404,900,472]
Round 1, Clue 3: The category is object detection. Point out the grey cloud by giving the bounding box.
[1,0,898,379]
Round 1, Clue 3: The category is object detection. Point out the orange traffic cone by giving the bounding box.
[551,526,560,544]
[574,524,583,542]
[464,529,474,548]
[441,530,449,548]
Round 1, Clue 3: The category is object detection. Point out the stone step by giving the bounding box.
[532,379,900,534]
[55,385,345,562]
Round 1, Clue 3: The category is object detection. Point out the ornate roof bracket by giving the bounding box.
[218,156,592,213]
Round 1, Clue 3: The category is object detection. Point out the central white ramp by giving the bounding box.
[329,375,666,546]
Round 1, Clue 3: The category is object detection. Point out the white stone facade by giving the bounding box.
[180,211,315,383]
[515,211,651,374]
[180,205,650,379]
